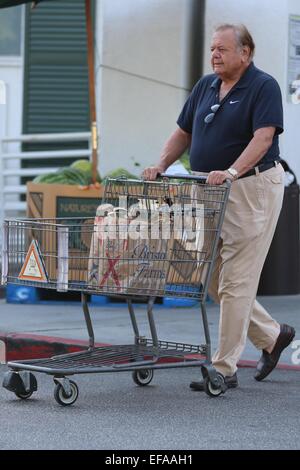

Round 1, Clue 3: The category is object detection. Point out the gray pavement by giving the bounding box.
[0,366,299,450]
[0,295,299,450]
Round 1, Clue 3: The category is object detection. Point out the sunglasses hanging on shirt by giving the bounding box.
[204,104,221,124]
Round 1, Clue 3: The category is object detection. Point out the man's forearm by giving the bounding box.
[207,127,276,185]
[157,128,192,172]
[231,127,275,177]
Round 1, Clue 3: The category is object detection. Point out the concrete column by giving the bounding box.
[95,0,204,177]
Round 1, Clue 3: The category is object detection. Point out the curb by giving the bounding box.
[0,332,108,363]
[1,332,300,371]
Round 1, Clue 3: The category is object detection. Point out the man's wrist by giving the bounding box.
[226,167,239,180]
[156,165,166,175]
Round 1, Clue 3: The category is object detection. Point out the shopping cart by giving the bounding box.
[2,175,231,405]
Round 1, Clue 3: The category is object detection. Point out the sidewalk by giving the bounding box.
[0,294,299,367]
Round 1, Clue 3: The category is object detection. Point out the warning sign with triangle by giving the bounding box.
[18,239,48,283]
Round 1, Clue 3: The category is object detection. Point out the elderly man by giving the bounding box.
[143,24,295,390]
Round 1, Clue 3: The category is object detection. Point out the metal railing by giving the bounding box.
[0,131,92,246]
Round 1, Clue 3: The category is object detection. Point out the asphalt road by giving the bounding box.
[0,365,299,450]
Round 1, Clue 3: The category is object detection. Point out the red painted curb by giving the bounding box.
[0,332,108,362]
[1,332,300,371]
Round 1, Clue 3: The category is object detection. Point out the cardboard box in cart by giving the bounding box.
[26,182,103,283]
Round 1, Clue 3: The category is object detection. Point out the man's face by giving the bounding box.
[210,29,247,79]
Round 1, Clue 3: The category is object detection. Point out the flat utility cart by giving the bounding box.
[2,175,231,405]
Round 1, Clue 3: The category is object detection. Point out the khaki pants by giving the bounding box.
[194,164,284,376]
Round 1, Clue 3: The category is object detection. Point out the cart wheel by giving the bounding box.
[15,390,34,400]
[3,371,37,400]
[132,369,154,386]
[204,374,225,398]
[54,380,79,406]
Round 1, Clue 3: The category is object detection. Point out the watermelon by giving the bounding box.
[31,154,104,185]
[103,168,139,180]
[71,159,101,183]
[33,167,89,185]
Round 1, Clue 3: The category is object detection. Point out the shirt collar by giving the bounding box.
[210,62,256,90]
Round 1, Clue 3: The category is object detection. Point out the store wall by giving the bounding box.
[96,0,204,177]
[0,41,23,143]
[0,5,23,147]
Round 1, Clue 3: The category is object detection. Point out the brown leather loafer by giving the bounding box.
[254,324,295,381]
[190,372,238,391]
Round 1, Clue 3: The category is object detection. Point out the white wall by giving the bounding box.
[96,0,198,177]
[0,61,24,224]
[0,60,24,175]
[0,61,23,141]
[0,4,24,208]
[204,0,300,179]
[0,3,24,142]
[0,60,24,232]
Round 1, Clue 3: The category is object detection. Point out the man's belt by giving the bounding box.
[239,161,279,180]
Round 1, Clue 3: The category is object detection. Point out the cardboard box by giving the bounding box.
[26,182,103,219]
[26,183,103,284]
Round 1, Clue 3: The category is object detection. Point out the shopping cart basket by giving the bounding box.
[2,174,231,405]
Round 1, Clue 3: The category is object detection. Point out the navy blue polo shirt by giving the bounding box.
[177,62,283,172]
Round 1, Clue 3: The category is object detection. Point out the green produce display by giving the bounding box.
[71,159,101,183]
[180,153,191,172]
[33,159,101,186]
[103,168,139,180]
[32,160,140,186]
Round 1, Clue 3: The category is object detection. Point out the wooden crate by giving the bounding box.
[27,182,103,219]
[26,183,103,283]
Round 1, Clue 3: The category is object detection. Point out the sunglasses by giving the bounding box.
[204,104,220,124]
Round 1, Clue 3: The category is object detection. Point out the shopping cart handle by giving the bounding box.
[159,173,232,185]
[159,173,207,182]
